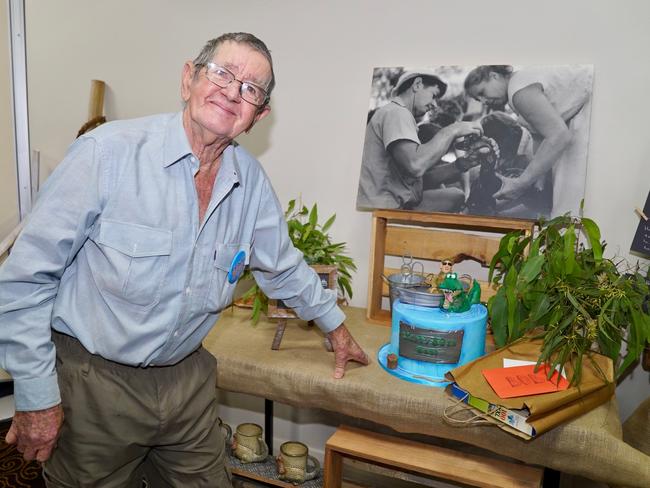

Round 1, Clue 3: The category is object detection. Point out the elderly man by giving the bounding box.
[0,33,368,487]
[357,70,482,212]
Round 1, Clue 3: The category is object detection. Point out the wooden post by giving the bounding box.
[271,320,287,350]
[77,80,107,137]
[367,213,387,322]
[88,80,105,120]
[323,445,344,488]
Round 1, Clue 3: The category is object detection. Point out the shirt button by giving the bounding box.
[174,331,179,337]
[185,287,191,295]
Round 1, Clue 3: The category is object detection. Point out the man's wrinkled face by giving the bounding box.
[181,41,271,141]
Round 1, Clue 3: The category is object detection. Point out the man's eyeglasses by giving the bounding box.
[202,62,268,106]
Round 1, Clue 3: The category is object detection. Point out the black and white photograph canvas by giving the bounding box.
[356,64,594,219]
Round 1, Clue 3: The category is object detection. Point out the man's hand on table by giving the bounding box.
[5,403,64,462]
[327,323,370,379]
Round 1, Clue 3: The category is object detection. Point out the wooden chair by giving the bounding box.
[366,209,535,325]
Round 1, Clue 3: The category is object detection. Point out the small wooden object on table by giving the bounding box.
[367,209,535,325]
[269,265,337,351]
[77,79,107,137]
[323,425,543,488]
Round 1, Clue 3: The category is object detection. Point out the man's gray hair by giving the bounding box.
[192,32,276,100]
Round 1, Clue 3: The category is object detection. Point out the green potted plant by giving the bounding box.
[239,198,356,322]
[488,214,650,385]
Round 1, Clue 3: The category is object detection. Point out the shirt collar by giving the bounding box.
[390,97,408,109]
[217,144,242,188]
[162,112,242,185]
[162,112,193,167]
[228,142,243,184]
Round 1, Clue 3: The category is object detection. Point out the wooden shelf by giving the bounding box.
[367,210,534,325]
[228,451,322,487]
[324,425,543,488]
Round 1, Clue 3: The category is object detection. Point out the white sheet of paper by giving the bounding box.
[503,358,567,379]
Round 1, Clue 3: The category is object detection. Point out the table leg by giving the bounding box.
[264,398,273,454]
[271,320,287,350]
[323,446,343,488]
[543,468,560,488]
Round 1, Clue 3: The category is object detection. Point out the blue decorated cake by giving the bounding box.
[378,299,488,386]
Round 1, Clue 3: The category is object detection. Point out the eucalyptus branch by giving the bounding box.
[488,215,650,385]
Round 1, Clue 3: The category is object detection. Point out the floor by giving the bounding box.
[233,461,610,488]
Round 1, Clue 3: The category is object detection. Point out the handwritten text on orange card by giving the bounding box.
[482,364,569,398]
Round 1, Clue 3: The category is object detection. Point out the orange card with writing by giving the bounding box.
[482,364,569,398]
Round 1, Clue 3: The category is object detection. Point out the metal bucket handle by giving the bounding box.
[410,261,425,278]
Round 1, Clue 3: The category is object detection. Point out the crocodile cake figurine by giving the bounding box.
[438,272,481,313]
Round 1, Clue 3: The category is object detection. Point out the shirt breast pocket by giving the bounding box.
[95,220,172,309]
[204,242,250,312]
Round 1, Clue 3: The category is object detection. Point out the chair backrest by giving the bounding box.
[367,209,534,325]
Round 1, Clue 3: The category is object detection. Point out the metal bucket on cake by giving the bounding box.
[394,286,443,308]
[394,275,473,309]
[384,272,428,311]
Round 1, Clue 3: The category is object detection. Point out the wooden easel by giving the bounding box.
[367,209,535,325]
[269,265,337,351]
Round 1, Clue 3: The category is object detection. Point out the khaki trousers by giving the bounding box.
[43,332,232,488]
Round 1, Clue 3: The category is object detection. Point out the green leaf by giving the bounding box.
[529,234,541,257]
[489,288,509,347]
[529,293,551,323]
[505,269,519,340]
[339,276,353,299]
[581,218,603,263]
[597,319,621,362]
[563,225,576,276]
[309,204,318,227]
[251,295,262,324]
[322,214,336,233]
[506,234,517,253]
[565,290,592,321]
[285,199,296,218]
[517,255,545,284]
[301,224,313,243]
[241,283,258,301]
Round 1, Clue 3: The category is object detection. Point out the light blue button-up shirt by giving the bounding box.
[0,112,345,411]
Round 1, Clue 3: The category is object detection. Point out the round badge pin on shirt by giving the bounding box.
[228,250,247,284]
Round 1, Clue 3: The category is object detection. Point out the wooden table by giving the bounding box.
[203,306,650,488]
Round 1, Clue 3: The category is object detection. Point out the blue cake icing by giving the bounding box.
[378,300,488,386]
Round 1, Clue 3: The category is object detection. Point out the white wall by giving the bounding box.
[24,0,649,439]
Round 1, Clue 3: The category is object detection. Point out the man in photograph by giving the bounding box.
[356,70,482,212]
